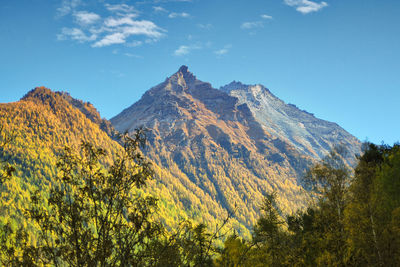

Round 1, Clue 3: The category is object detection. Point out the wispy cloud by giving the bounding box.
[153,6,168,12]
[92,32,125,47]
[105,4,137,14]
[174,44,201,56]
[261,14,273,19]
[241,21,264,30]
[214,44,232,56]
[151,5,190,19]
[57,0,81,17]
[104,14,138,27]
[73,11,101,26]
[93,20,164,47]
[197,23,212,30]
[127,40,143,47]
[56,3,165,48]
[147,0,192,3]
[174,45,190,56]
[168,12,190,18]
[214,48,229,56]
[124,53,143,58]
[284,0,328,14]
[241,14,273,32]
[57,27,97,42]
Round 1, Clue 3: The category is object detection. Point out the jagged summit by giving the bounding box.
[167,65,197,87]
[220,81,246,93]
[178,65,189,73]
[220,81,273,96]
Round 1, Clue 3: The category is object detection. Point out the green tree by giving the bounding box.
[252,191,288,266]
[286,207,320,266]
[371,144,400,265]
[303,147,350,266]
[22,130,162,266]
[154,212,234,267]
[215,233,250,267]
[344,143,387,266]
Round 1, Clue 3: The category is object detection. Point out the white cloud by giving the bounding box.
[73,11,101,26]
[168,12,190,18]
[105,4,136,14]
[174,45,190,56]
[241,21,263,29]
[57,0,81,17]
[261,14,273,19]
[127,40,143,47]
[214,44,231,56]
[124,53,143,58]
[92,32,125,47]
[284,0,328,14]
[57,27,97,42]
[92,20,164,47]
[122,21,165,38]
[104,14,138,27]
[174,44,201,56]
[150,0,192,2]
[215,48,228,55]
[57,2,165,48]
[197,23,212,30]
[153,6,168,12]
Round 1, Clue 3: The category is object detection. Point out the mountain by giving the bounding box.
[0,67,361,239]
[111,66,360,233]
[220,81,361,164]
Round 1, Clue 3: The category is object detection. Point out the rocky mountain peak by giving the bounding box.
[178,65,189,73]
[220,81,247,93]
[220,81,272,97]
[168,65,197,87]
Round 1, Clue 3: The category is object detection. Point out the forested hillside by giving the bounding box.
[0,87,121,232]
[0,87,251,241]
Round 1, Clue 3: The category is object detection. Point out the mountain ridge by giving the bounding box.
[0,67,361,239]
[219,80,361,163]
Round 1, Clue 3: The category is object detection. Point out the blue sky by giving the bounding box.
[1,0,399,144]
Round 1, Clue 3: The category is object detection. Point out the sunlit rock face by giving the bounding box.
[220,81,361,165]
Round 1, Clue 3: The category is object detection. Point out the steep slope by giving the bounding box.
[111,66,313,233]
[220,81,361,164]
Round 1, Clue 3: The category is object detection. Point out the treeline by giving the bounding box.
[1,127,400,266]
